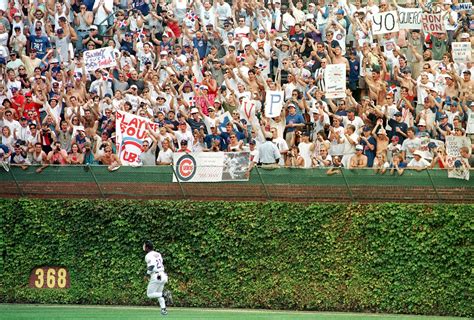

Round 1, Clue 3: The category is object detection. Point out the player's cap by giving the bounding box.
[391,136,399,142]
[462,70,471,74]
[90,25,98,30]
[25,92,32,97]
[355,144,363,151]
[439,114,448,119]
[208,106,215,111]
[160,50,168,55]
[413,150,423,157]
[394,112,402,117]
[249,139,256,145]
[288,104,296,109]
[130,85,138,90]
[460,33,470,39]
[190,107,199,114]
[180,139,188,145]
[418,119,426,126]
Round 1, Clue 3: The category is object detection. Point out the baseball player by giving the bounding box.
[143,240,171,315]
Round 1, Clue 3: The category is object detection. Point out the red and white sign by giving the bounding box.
[115,111,159,165]
[239,98,259,122]
[421,13,445,33]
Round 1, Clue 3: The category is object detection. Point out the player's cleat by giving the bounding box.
[163,290,173,305]
[160,308,168,315]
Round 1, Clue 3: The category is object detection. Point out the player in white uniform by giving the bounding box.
[143,240,171,315]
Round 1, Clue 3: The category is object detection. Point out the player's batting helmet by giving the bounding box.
[144,240,154,251]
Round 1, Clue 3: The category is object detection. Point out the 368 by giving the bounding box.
[30,267,70,289]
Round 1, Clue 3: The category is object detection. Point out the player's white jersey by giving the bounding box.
[145,251,165,274]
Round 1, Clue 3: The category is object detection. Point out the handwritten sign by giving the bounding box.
[421,13,445,33]
[115,111,159,165]
[452,42,472,63]
[325,64,346,99]
[239,98,258,122]
[453,3,472,11]
[264,91,284,118]
[84,47,117,72]
[371,11,400,35]
[397,7,422,29]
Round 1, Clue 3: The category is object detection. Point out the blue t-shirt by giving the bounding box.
[286,113,304,133]
[29,35,51,58]
[349,59,360,82]
[204,134,224,150]
[193,37,208,59]
[361,136,377,167]
[133,0,150,15]
[290,32,305,44]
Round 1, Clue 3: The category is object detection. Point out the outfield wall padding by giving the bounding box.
[0,199,472,316]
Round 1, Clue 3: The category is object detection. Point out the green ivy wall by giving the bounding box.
[0,199,472,316]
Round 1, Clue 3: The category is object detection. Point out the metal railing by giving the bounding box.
[1,165,472,203]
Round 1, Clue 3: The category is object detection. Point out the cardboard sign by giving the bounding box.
[239,98,258,122]
[452,42,472,63]
[84,47,117,72]
[421,13,445,33]
[264,91,284,118]
[325,64,346,99]
[397,7,422,29]
[115,111,159,165]
[371,11,400,35]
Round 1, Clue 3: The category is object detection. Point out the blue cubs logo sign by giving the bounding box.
[175,154,196,181]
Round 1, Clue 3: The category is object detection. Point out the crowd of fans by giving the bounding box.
[0,0,472,175]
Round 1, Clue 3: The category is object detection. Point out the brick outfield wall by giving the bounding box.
[1,181,473,203]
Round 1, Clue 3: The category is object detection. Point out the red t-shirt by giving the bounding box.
[23,101,42,118]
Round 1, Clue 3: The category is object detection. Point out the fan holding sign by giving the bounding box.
[371,11,400,35]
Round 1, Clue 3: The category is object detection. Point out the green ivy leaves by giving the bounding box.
[0,200,472,317]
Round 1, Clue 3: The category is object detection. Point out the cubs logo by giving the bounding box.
[175,154,196,181]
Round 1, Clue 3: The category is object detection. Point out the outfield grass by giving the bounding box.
[0,304,465,320]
